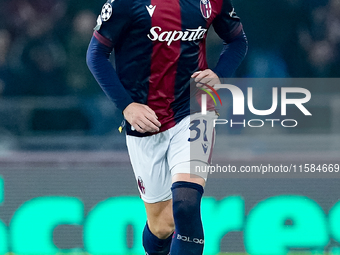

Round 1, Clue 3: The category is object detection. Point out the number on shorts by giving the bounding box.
[188,119,208,142]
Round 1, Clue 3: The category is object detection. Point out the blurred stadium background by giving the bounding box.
[0,0,340,254]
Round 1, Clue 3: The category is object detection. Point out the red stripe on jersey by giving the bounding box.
[198,0,223,70]
[198,36,208,71]
[94,31,114,48]
[148,0,182,132]
[196,0,224,112]
[206,0,223,27]
[198,34,216,110]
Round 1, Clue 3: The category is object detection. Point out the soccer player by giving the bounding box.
[86,0,247,253]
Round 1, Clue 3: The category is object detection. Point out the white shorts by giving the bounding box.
[126,111,218,203]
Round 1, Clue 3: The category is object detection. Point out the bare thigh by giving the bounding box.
[172,173,206,187]
[143,173,205,239]
[144,199,174,239]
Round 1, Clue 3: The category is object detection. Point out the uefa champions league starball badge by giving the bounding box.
[200,0,212,19]
[101,3,113,21]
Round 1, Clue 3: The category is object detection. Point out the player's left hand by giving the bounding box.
[191,69,221,90]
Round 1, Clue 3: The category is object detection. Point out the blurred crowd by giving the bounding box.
[0,0,102,97]
[296,0,340,77]
[0,0,339,97]
[237,0,340,78]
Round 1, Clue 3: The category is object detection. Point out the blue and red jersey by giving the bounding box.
[87,0,247,136]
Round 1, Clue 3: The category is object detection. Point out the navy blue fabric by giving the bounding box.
[170,181,204,255]
[86,36,134,112]
[212,0,243,43]
[143,223,173,255]
[213,30,248,78]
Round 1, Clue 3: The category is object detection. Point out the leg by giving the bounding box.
[170,174,205,255]
[143,200,174,255]
[172,173,205,187]
[144,199,175,239]
[126,133,174,254]
[166,112,218,254]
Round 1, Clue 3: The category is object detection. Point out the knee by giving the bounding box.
[150,221,175,239]
[172,197,197,219]
[145,199,175,239]
[171,181,204,221]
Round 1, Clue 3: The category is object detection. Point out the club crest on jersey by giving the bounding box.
[200,0,212,19]
[137,176,146,194]
[101,3,112,21]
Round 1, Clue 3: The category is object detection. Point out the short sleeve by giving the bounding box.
[94,0,133,47]
[212,0,243,43]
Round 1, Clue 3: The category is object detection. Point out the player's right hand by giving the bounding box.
[191,69,221,91]
[123,102,161,133]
